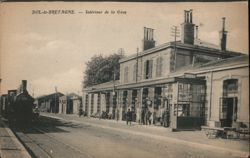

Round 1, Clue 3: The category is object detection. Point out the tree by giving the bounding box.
[83,52,124,88]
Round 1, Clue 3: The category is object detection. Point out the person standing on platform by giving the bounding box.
[126,109,132,126]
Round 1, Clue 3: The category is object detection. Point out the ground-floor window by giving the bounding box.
[177,104,190,117]
[177,83,206,118]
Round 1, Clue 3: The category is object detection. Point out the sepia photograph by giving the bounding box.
[0,1,249,158]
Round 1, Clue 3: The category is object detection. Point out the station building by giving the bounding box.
[58,94,82,115]
[83,10,249,130]
[36,92,64,113]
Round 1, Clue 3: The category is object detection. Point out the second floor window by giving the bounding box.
[144,60,153,79]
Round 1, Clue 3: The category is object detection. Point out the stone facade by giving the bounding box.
[82,10,248,130]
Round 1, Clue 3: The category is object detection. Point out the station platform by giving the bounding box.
[0,116,31,158]
[42,112,250,158]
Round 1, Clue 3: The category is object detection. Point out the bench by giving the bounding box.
[236,128,250,139]
[201,126,224,138]
[201,126,237,139]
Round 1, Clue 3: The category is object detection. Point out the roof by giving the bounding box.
[194,55,249,73]
[84,80,119,92]
[59,93,81,100]
[194,39,220,49]
[170,55,249,76]
[120,40,243,63]
[36,92,64,100]
[67,93,80,98]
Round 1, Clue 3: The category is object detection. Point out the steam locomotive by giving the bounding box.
[0,80,37,123]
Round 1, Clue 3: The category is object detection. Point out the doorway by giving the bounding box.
[220,97,238,127]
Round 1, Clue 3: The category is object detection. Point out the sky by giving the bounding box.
[0,2,248,97]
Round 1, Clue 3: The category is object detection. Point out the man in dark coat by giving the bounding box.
[126,109,133,125]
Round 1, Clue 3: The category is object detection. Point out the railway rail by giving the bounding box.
[12,125,93,158]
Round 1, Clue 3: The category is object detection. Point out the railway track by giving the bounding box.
[14,129,52,158]
[12,124,93,158]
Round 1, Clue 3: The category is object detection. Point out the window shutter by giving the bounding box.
[149,60,153,78]
[144,61,147,79]
[156,57,163,77]
[133,64,137,81]
[159,57,163,76]
[156,58,159,77]
[233,97,238,121]
[124,66,129,83]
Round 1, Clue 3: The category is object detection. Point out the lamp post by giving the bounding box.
[54,86,57,114]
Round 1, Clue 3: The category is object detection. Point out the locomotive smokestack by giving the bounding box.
[22,80,27,92]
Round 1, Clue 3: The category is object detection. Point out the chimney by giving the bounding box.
[219,17,227,51]
[142,27,155,51]
[181,9,195,45]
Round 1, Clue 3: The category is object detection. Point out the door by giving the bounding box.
[220,97,237,127]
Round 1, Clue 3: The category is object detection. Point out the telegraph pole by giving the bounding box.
[171,26,180,72]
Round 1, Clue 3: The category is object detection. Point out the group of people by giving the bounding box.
[79,107,170,127]
[139,109,153,125]
[126,108,153,126]
[126,108,170,127]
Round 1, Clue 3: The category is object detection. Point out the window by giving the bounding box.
[223,79,238,95]
[177,83,206,118]
[154,87,162,109]
[178,83,191,102]
[177,104,190,117]
[144,60,153,79]
[124,66,129,83]
[156,57,163,77]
